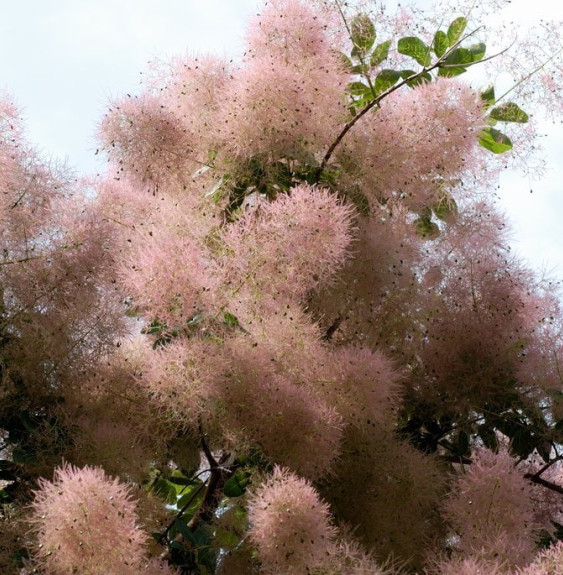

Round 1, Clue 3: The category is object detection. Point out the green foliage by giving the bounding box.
[374,69,401,94]
[398,36,432,66]
[414,214,440,239]
[351,13,377,57]
[433,30,448,58]
[480,83,496,108]
[437,47,475,77]
[490,102,530,123]
[447,16,467,45]
[370,40,392,67]
[223,470,252,498]
[432,193,458,222]
[478,126,513,153]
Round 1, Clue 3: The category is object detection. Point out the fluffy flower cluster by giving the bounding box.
[346,78,486,211]
[216,0,348,159]
[442,448,542,567]
[221,327,343,479]
[248,467,337,574]
[31,464,148,575]
[220,184,355,303]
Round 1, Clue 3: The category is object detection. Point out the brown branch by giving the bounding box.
[524,472,563,496]
[187,424,234,531]
[322,316,342,341]
[314,26,508,182]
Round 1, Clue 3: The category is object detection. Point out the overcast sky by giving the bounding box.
[1,0,562,279]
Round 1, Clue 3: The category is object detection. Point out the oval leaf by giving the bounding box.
[374,69,401,94]
[338,51,355,73]
[370,40,392,68]
[433,30,448,57]
[437,47,473,78]
[469,42,486,62]
[489,102,529,123]
[401,70,432,87]
[223,471,252,498]
[346,81,372,98]
[398,36,431,66]
[447,16,467,45]
[480,83,495,108]
[351,14,376,56]
[478,127,513,154]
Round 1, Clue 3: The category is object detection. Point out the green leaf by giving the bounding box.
[480,83,495,108]
[214,526,241,550]
[437,47,473,77]
[370,40,392,67]
[142,320,167,335]
[398,36,432,66]
[456,430,470,457]
[414,217,440,239]
[469,42,486,62]
[177,482,205,508]
[223,311,240,327]
[401,70,432,87]
[374,69,401,94]
[495,415,536,459]
[339,51,355,72]
[433,194,458,222]
[151,477,178,504]
[168,473,197,487]
[447,16,467,46]
[205,176,225,202]
[351,14,376,56]
[175,517,198,544]
[223,470,252,498]
[433,30,448,57]
[478,127,513,154]
[489,102,529,123]
[346,81,372,98]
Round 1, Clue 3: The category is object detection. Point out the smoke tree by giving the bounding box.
[3,0,563,573]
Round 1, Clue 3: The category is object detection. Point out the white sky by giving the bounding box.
[1,0,562,279]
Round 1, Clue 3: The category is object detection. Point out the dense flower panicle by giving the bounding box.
[31,464,147,575]
[100,94,193,190]
[404,198,563,427]
[346,78,486,211]
[71,414,150,481]
[157,54,230,152]
[325,427,444,570]
[442,448,541,567]
[518,542,563,575]
[219,331,343,479]
[433,556,507,575]
[248,467,338,574]
[223,299,330,387]
[138,337,227,428]
[308,212,420,350]
[215,0,348,159]
[220,184,355,300]
[327,539,393,575]
[327,346,401,426]
[245,0,339,59]
[119,201,217,323]
[0,98,126,451]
